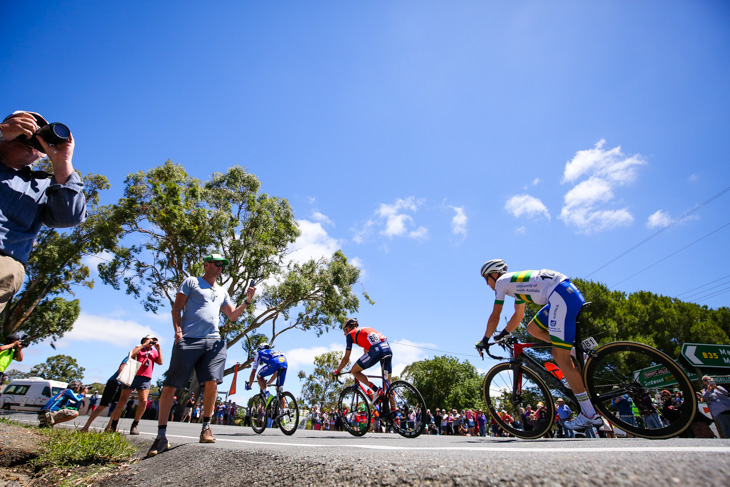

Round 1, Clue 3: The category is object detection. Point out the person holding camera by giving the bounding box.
[0,111,87,315]
[108,334,163,435]
[38,379,87,428]
[702,376,730,438]
[0,333,24,385]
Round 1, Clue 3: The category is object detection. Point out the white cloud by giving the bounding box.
[57,312,160,349]
[532,178,540,186]
[559,140,646,233]
[515,226,526,235]
[389,339,436,378]
[449,206,467,237]
[353,197,428,243]
[288,220,340,264]
[311,211,333,226]
[284,343,345,370]
[81,251,113,275]
[646,210,672,229]
[504,194,550,220]
[688,174,700,183]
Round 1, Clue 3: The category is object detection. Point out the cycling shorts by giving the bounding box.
[356,340,393,374]
[257,360,288,387]
[532,279,585,350]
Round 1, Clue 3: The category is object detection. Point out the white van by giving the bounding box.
[0,377,69,411]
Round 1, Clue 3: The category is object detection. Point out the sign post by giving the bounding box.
[681,343,730,368]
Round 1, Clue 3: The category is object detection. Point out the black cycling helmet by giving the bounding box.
[342,318,358,330]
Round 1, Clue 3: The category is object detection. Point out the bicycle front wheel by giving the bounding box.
[584,341,696,439]
[249,394,268,434]
[483,362,555,439]
[338,386,371,436]
[384,381,427,439]
[277,391,299,435]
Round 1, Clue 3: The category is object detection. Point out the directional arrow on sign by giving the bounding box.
[684,345,702,366]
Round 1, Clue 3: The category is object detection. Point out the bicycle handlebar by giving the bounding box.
[475,336,513,361]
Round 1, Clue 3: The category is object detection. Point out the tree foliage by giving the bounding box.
[401,355,484,411]
[99,162,364,376]
[515,278,730,358]
[297,350,348,409]
[1,167,115,346]
[29,354,85,383]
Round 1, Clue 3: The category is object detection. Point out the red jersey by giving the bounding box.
[345,327,387,352]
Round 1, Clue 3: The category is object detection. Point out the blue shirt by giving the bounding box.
[557,403,572,420]
[252,349,287,370]
[43,388,85,412]
[0,163,86,265]
[178,276,233,338]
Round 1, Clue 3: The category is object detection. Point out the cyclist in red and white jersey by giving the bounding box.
[476,259,603,431]
[334,318,392,401]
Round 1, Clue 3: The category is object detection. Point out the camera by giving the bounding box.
[18,122,71,153]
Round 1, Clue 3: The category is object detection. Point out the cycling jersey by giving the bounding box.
[493,269,568,306]
[345,327,386,352]
[253,349,288,386]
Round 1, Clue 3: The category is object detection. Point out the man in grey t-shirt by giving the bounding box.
[147,253,255,457]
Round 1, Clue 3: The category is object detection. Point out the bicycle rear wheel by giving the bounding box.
[483,362,555,439]
[382,380,427,438]
[249,394,268,434]
[338,386,371,436]
[277,391,299,435]
[583,341,696,439]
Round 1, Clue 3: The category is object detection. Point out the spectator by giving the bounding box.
[80,357,128,432]
[192,403,201,423]
[311,405,321,430]
[465,409,476,436]
[611,387,637,427]
[38,380,87,428]
[0,333,24,385]
[109,335,163,435]
[661,389,682,425]
[522,405,534,432]
[181,393,196,422]
[147,253,256,457]
[0,111,87,316]
[87,391,99,413]
[556,398,574,438]
[636,394,662,430]
[702,376,730,438]
[477,410,487,437]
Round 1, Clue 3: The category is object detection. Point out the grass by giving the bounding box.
[0,417,139,486]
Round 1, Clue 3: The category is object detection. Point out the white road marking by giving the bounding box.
[157,433,730,453]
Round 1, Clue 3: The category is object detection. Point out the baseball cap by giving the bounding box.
[203,253,230,265]
[3,111,48,125]
[142,334,158,343]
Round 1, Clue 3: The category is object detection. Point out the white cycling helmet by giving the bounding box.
[256,342,271,351]
[480,259,508,278]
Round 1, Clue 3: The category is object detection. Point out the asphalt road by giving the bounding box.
[6,411,730,486]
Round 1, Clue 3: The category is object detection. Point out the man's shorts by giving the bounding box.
[257,359,288,387]
[532,280,585,350]
[99,378,122,408]
[164,337,227,387]
[0,254,25,314]
[122,374,152,390]
[41,408,78,425]
[356,341,393,375]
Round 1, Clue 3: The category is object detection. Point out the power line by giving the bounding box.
[679,275,730,300]
[692,286,730,303]
[586,185,730,279]
[611,221,730,287]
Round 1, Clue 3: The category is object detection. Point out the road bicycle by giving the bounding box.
[476,303,696,440]
[249,384,299,436]
[335,363,427,438]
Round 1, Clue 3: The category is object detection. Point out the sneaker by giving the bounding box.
[564,413,603,431]
[130,423,139,435]
[146,436,170,457]
[38,411,53,428]
[200,427,216,443]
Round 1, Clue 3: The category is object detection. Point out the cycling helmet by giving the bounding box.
[256,342,271,351]
[480,259,508,278]
[342,318,358,330]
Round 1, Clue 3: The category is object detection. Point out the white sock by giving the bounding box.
[575,392,597,418]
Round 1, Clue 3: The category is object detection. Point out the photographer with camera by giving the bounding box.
[0,333,25,385]
[0,110,86,315]
[702,376,730,438]
[38,379,87,428]
[108,334,163,435]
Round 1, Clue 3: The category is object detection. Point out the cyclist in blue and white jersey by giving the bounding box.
[245,343,288,405]
[476,259,603,431]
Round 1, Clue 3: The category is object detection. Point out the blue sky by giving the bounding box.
[4,2,729,403]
